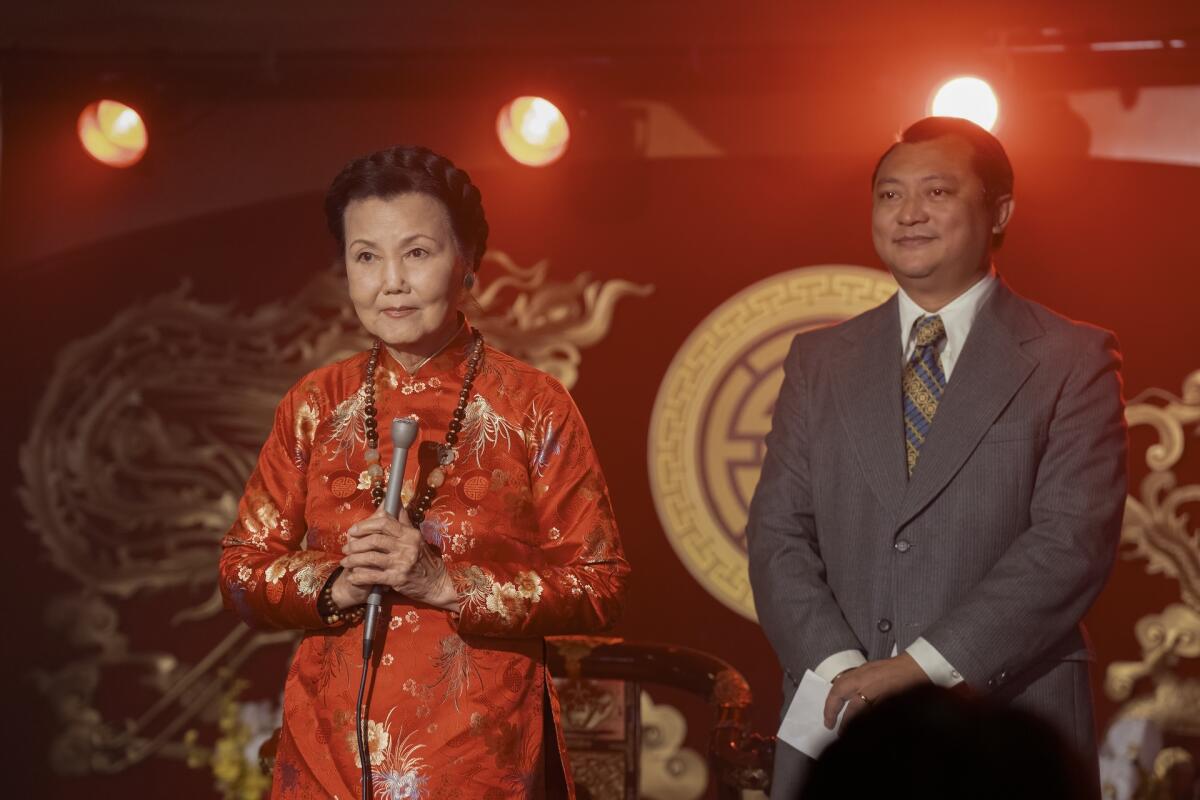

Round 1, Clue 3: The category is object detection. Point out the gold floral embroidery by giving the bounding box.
[482,570,544,626]
[451,564,493,614]
[254,499,281,532]
[236,517,267,551]
[264,556,289,585]
[429,635,479,709]
[486,582,525,622]
[316,637,352,694]
[231,494,285,551]
[263,552,332,598]
[400,375,442,395]
[461,394,519,465]
[513,570,543,602]
[326,383,369,459]
[564,572,584,597]
[399,680,435,721]
[346,717,389,768]
[363,712,428,799]
[439,517,476,556]
[294,392,321,450]
[293,561,323,597]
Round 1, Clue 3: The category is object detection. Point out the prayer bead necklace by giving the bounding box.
[361,331,484,525]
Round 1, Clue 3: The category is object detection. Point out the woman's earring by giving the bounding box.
[463,272,476,290]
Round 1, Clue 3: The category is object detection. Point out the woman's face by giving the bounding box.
[343,192,466,356]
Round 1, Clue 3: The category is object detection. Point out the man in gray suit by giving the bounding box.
[747,116,1126,797]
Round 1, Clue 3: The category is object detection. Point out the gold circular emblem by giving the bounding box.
[648,265,897,620]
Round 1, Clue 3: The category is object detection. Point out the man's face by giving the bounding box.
[871,135,1008,298]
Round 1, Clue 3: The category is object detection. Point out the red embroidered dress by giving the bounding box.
[219,325,629,799]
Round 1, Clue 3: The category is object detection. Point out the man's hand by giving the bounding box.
[823,652,929,732]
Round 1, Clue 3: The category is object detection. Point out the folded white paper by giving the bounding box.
[776,669,845,759]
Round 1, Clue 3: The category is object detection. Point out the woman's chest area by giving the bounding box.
[302,376,543,560]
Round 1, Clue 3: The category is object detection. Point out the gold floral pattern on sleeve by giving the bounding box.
[484,571,544,627]
[451,563,555,628]
[293,385,322,456]
[451,564,495,614]
[263,551,335,603]
[264,555,290,585]
[447,376,628,640]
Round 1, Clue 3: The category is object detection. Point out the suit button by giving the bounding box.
[877,618,892,633]
[894,539,911,553]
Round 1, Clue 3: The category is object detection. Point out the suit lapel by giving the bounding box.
[833,297,907,521]
[894,280,1042,530]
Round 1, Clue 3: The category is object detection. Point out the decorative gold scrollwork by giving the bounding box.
[472,251,655,389]
[1102,370,1200,795]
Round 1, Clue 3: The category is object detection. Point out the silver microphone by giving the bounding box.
[362,416,419,659]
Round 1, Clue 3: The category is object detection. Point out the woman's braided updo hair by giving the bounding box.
[324,145,489,271]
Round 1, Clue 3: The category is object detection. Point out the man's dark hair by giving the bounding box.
[802,685,1094,800]
[324,145,489,271]
[873,116,1014,247]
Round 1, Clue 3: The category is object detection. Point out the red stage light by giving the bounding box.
[78,100,148,168]
[929,77,999,132]
[496,96,570,167]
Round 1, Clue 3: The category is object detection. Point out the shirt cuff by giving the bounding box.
[814,649,867,682]
[906,637,964,687]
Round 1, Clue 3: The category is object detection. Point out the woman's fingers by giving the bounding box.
[344,566,391,586]
[344,531,403,555]
[343,528,423,555]
[341,550,397,570]
[347,515,419,541]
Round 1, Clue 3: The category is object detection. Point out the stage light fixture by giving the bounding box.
[496,96,570,166]
[929,77,999,132]
[78,99,148,168]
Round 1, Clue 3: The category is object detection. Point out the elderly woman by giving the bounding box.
[219,145,629,799]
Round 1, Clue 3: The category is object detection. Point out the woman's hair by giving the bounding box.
[324,145,490,270]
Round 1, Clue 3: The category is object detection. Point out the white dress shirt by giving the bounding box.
[815,268,998,688]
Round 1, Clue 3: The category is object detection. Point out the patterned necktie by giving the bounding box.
[903,314,947,477]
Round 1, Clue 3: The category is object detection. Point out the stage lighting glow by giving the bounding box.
[496,96,569,166]
[78,100,148,168]
[930,77,999,132]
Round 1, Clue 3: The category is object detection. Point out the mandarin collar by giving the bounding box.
[381,318,477,379]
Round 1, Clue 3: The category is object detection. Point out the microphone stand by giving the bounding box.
[356,416,419,800]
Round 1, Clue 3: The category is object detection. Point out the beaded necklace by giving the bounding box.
[361,330,484,525]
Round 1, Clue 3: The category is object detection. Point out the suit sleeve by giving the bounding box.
[218,379,342,631]
[447,387,629,638]
[747,336,866,680]
[921,330,1127,691]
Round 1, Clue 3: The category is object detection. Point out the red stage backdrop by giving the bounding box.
[3,94,1198,798]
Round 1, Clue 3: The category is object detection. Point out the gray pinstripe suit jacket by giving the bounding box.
[747,279,1127,798]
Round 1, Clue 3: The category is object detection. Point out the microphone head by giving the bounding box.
[391,416,420,448]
